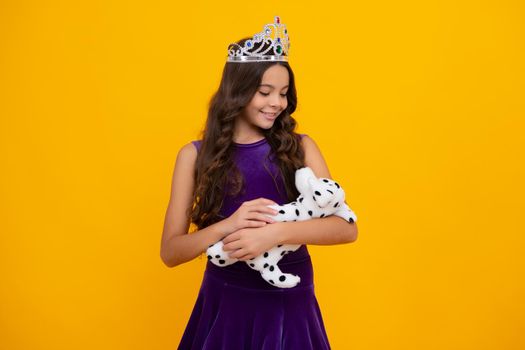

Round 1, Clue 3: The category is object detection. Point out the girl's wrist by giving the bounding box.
[217,219,233,238]
[272,222,286,245]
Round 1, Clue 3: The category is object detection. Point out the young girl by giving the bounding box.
[160,17,358,349]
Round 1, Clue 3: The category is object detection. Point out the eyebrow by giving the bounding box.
[259,84,289,89]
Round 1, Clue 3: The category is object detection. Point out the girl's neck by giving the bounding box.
[232,114,266,144]
[232,130,265,144]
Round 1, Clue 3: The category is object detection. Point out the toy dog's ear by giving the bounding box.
[295,167,316,193]
[309,177,334,208]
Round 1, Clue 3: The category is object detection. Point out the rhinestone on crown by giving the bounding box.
[227,16,290,63]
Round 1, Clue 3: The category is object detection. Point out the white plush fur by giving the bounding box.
[206,166,357,288]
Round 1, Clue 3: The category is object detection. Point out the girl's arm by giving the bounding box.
[223,135,358,260]
[160,143,229,268]
[275,215,357,245]
[277,134,359,244]
[223,215,357,261]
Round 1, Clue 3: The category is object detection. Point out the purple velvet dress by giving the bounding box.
[177,134,331,349]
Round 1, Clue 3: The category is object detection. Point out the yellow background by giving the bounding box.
[1,0,524,349]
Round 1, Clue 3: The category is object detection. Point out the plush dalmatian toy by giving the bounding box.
[206,166,357,288]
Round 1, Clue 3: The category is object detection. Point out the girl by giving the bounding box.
[160,17,358,349]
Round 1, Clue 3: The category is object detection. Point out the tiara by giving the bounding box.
[227,16,290,63]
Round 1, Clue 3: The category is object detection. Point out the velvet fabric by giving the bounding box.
[177,134,331,349]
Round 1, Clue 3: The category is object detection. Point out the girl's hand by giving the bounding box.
[221,198,279,235]
[222,223,281,261]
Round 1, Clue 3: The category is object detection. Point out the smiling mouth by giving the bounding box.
[261,111,278,119]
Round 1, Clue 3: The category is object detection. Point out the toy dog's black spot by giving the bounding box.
[279,275,286,282]
[215,255,221,259]
[264,263,269,268]
[208,244,214,248]
[219,260,225,264]
[320,213,325,218]
[263,252,269,258]
[333,202,339,207]
[323,179,329,183]
[349,218,354,223]
[312,196,316,201]
[269,280,274,284]
[279,209,285,214]
[269,265,274,271]
[314,191,321,196]
[299,197,304,203]
[277,245,282,247]
[327,189,333,194]
[295,209,300,216]
[250,263,255,267]
[280,251,286,256]
[308,210,313,216]
[207,255,212,260]
[335,182,340,188]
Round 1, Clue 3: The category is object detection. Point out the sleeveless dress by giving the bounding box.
[177,134,331,350]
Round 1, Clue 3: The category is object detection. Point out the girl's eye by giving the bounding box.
[259,92,287,97]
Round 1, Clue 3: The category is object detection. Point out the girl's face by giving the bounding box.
[238,64,290,133]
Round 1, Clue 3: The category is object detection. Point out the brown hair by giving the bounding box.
[190,37,305,230]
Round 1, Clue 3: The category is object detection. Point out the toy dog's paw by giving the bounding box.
[206,241,237,266]
[262,269,301,288]
[338,202,357,223]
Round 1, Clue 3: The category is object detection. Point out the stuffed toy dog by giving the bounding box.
[206,166,357,288]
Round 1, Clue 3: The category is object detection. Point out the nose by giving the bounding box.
[270,94,283,109]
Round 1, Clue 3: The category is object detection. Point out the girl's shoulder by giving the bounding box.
[295,133,308,145]
[190,139,203,152]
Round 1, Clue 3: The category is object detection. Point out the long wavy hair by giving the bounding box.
[190,37,305,230]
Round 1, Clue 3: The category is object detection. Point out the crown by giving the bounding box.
[227,16,290,63]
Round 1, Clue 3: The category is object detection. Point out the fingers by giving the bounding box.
[257,204,279,215]
[223,240,242,251]
[248,205,278,217]
[247,220,268,226]
[228,249,253,261]
[233,198,279,230]
[258,213,276,224]
[247,214,274,225]
[242,199,279,217]
[222,233,236,245]
[245,206,278,224]
[237,253,254,261]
